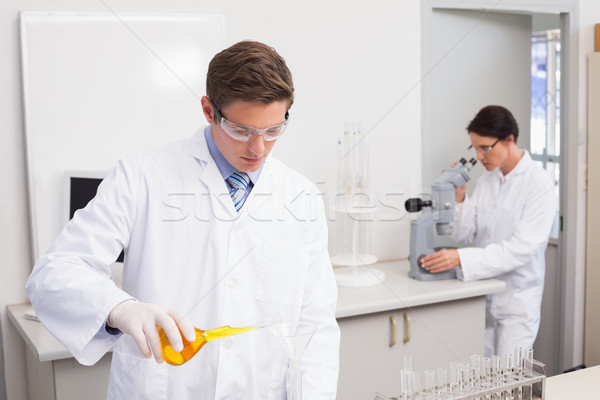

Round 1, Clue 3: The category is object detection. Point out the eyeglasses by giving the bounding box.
[212,101,289,142]
[468,138,501,154]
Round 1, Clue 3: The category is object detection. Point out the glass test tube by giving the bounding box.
[449,361,460,395]
[513,347,524,400]
[414,372,422,399]
[502,353,514,400]
[459,362,471,394]
[471,355,481,392]
[400,369,414,400]
[404,355,414,371]
[481,357,492,400]
[491,355,502,400]
[437,367,449,398]
[522,349,534,400]
[424,370,435,399]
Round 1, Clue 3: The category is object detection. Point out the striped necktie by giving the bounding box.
[226,170,250,212]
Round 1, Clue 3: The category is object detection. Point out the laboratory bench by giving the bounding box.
[336,259,505,399]
[8,259,506,400]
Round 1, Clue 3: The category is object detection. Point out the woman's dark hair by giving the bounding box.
[467,105,519,143]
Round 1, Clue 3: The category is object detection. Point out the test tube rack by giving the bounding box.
[374,359,547,400]
[448,368,546,400]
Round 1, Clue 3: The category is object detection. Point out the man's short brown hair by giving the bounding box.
[206,41,294,120]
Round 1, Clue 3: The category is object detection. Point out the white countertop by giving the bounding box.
[545,365,600,399]
[7,303,71,362]
[335,259,506,318]
[8,259,506,362]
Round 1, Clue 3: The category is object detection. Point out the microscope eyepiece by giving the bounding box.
[405,198,432,213]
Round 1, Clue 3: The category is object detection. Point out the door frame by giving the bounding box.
[421,0,581,373]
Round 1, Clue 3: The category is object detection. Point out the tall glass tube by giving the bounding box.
[424,370,435,400]
[522,349,534,400]
[513,347,524,400]
[437,367,449,398]
[449,361,460,395]
[471,355,481,393]
[502,353,513,400]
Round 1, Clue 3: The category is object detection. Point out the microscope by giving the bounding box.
[404,158,477,281]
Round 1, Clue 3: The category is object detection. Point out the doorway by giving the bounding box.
[421,1,580,376]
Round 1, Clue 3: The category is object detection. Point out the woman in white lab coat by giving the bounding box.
[421,105,556,357]
[26,41,340,399]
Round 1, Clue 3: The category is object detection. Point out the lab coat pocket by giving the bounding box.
[108,350,168,400]
[257,240,310,306]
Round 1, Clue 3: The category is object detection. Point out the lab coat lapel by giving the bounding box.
[238,157,280,223]
[190,129,238,219]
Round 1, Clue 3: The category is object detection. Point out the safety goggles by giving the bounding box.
[212,101,289,142]
[468,138,501,154]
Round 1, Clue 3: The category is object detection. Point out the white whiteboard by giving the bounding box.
[20,12,225,259]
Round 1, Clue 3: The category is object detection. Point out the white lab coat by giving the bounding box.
[26,128,340,399]
[452,151,555,357]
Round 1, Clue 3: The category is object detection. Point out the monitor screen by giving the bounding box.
[67,174,124,263]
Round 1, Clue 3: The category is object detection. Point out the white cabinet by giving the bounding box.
[337,297,485,400]
[8,304,112,400]
[25,350,112,400]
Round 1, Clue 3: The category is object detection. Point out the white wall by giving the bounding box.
[2,1,600,399]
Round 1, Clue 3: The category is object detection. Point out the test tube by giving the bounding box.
[513,347,524,400]
[480,357,492,400]
[471,355,481,392]
[481,357,492,387]
[491,355,502,400]
[522,349,534,400]
[424,370,435,399]
[449,361,460,395]
[414,372,422,400]
[400,369,414,400]
[459,362,471,394]
[404,355,414,371]
[437,367,449,398]
[502,353,514,400]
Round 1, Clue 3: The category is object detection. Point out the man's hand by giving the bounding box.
[421,249,461,273]
[108,299,196,363]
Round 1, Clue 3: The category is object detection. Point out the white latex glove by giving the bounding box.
[108,299,196,363]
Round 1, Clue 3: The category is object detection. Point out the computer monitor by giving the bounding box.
[64,171,124,263]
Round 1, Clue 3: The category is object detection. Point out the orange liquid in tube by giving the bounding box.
[158,325,257,366]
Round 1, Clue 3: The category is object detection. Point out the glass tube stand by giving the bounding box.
[331,204,383,287]
[446,364,546,400]
[333,121,384,287]
[375,358,547,400]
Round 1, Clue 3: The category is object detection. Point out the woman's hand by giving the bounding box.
[421,249,461,273]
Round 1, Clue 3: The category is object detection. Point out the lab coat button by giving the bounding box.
[227,279,238,288]
[224,340,233,349]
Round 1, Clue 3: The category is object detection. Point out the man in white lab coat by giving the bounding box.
[421,105,556,357]
[26,41,340,399]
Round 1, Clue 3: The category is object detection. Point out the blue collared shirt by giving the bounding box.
[204,125,261,195]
